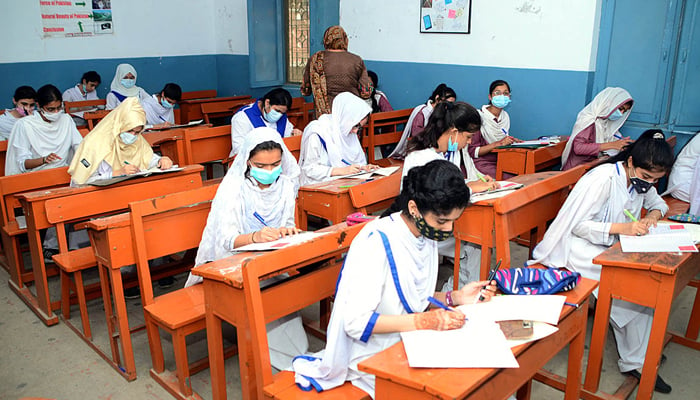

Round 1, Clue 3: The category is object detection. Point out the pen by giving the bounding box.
[476,171,488,183]
[475,259,502,304]
[341,159,351,166]
[623,209,638,222]
[253,212,269,226]
[502,128,509,137]
[427,296,454,312]
[159,115,166,122]
[564,302,579,308]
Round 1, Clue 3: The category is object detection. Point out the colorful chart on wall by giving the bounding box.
[420,0,471,34]
[40,0,114,38]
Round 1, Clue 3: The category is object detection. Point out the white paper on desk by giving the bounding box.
[469,181,524,203]
[506,321,559,348]
[133,165,184,177]
[509,140,550,146]
[619,224,698,252]
[400,321,518,368]
[334,166,400,180]
[16,215,26,230]
[657,221,700,243]
[234,231,327,251]
[457,295,566,326]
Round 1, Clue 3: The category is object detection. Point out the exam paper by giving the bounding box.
[619,223,698,252]
[234,231,328,251]
[334,166,400,180]
[457,295,566,325]
[469,181,524,203]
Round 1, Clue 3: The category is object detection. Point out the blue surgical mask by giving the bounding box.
[608,109,623,121]
[447,136,459,152]
[81,84,87,94]
[250,165,282,185]
[264,109,283,123]
[491,95,511,108]
[160,97,174,109]
[121,78,136,89]
[119,132,138,145]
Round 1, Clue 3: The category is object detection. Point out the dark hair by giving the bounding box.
[36,85,62,107]
[392,160,470,217]
[604,129,674,172]
[428,83,457,103]
[13,86,36,102]
[245,140,283,177]
[161,83,182,102]
[81,71,101,84]
[407,101,481,153]
[489,79,511,95]
[368,71,381,113]
[263,88,292,108]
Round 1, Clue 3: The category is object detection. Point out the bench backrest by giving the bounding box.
[201,98,254,125]
[362,108,413,164]
[286,97,315,131]
[183,125,232,165]
[83,109,111,130]
[181,90,217,101]
[64,99,106,114]
[348,170,402,212]
[0,167,71,226]
[283,135,302,161]
[0,140,7,177]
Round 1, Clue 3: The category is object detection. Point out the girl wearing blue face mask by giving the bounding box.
[469,79,523,178]
[229,88,302,157]
[105,63,149,110]
[68,97,173,185]
[141,83,182,129]
[529,129,675,394]
[562,87,634,170]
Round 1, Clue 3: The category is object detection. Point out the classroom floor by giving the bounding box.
[1,242,698,400]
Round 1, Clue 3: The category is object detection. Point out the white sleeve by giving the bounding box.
[690,157,700,215]
[230,112,252,157]
[148,153,161,169]
[301,135,333,183]
[642,188,669,217]
[570,178,616,246]
[284,120,294,137]
[8,124,34,173]
[105,93,119,110]
[166,108,174,124]
[83,160,114,184]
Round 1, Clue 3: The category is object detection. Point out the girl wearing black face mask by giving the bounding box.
[528,129,675,394]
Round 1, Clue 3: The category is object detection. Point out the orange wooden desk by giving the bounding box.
[192,223,363,400]
[12,165,203,326]
[493,139,568,180]
[178,95,252,124]
[359,278,598,400]
[581,244,700,400]
[0,140,7,177]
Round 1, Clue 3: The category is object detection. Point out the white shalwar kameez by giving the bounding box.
[229,102,294,157]
[528,162,668,373]
[141,94,175,126]
[0,110,22,141]
[184,127,304,370]
[62,85,99,118]
[666,132,700,203]
[293,212,438,398]
[388,101,433,159]
[298,92,371,186]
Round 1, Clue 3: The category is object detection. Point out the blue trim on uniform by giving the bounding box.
[377,230,414,314]
[316,134,328,152]
[242,98,288,136]
[292,355,324,392]
[360,312,379,343]
[110,90,126,102]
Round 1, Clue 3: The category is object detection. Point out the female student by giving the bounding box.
[403,101,498,289]
[529,130,674,393]
[666,130,700,207]
[141,83,182,128]
[469,80,522,177]
[0,86,37,140]
[105,63,149,110]
[389,83,456,159]
[367,71,393,113]
[229,88,302,157]
[561,87,635,170]
[5,84,82,175]
[293,160,496,397]
[184,127,304,370]
[68,97,173,185]
[62,70,102,126]
[298,92,377,186]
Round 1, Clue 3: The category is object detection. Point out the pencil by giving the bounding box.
[623,209,638,222]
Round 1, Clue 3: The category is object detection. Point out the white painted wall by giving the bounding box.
[340,0,601,71]
[214,0,249,55]
[0,0,220,63]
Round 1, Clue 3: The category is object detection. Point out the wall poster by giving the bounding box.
[40,0,114,38]
[420,0,472,34]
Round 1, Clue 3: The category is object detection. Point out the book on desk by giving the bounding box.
[88,166,184,187]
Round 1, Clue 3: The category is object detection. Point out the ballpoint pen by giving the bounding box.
[475,259,502,304]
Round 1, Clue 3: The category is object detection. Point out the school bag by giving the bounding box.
[494,267,581,295]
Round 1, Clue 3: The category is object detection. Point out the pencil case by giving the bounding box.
[346,212,376,226]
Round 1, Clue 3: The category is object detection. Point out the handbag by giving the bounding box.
[494,267,581,295]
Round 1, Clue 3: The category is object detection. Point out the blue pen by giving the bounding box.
[159,115,166,122]
[613,133,622,139]
[564,302,579,308]
[253,212,269,227]
[502,128,509,137]
[427,296,453,311]
[341,159,351,166]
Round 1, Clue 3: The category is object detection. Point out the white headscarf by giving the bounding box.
[561,87,633,166]
[478,105,510,143]
[389,101,433,159]
[109,63,141,97]
[185,127,300,287]
[5,112,79,176]
[300,92,371,167]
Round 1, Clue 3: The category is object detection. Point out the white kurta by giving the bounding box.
[667,133,700,202]
[229,103,294,157]
[529,161,668,372]
[0,110,20,140]
[141,94,175,126]
[106,88,150,110]
[63,85,99,118]
[388,102,433,159]
[293,213,438,397]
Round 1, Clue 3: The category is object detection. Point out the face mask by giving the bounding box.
[121,78,136,89]
[81,84,87,94]
[264,108,283,123]
[491,95,511,108]
[608,109,623,121]
[250,165,282,185]
[119,132,138,145]
[447,135,459,153]
[160,97,174,109]
[629,167,654,194]
[16,106,28,116]
[414,215,452,241]
[41,110,63,122]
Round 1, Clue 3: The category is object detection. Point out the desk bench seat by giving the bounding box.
[145,284,205,329]
[265,371,371,400]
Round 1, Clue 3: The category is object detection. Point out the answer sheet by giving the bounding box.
[619,223,698,252]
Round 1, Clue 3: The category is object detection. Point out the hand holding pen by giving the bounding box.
[473,259,502,304]
[415,296,466,330]
[119,160,140,175]
[253,212,300,242]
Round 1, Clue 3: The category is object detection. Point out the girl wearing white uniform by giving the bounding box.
[666,131,700,207]
[401,102,498,290]
[62,71,102,125]
[293,160,496,397]
[105,63,149,110]
[0,86,36,141]
[529,130,674,394]
[184,127,305,370]
[5,85,82,175]
[229,88,301,157]
[141,83,181,128]
[68,97,173,185]
[298,92,377,186]
[389,83,456,159]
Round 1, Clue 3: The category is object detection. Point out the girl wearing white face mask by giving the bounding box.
[141,82,182,129]
[5,84,82,175]
[105,63,149,110]
[68,97,173,186]
[229,88,302,157]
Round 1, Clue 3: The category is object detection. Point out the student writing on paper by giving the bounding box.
[293,160,496,398]
[561,87,634,170]
[105,63,149,110]
[141,82,181,129]
[0,86,36,141]
[68,97,173,186]
[390,83,456,159]
[184,128,305,370]
[298,92,378,185]
[666,130,700,209]
[229,88,302,157]
[62,70,101,126]
[469,79,523,178]
[528,130,674,393]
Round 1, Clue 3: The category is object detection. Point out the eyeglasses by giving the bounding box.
[492,91,511,97]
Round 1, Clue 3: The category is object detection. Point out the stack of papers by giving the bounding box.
[334,166,400,180]
[235,231,327,251]
[470,181,524,203]
[619,223,698,252]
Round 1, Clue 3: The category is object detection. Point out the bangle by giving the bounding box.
[42,156,47,164]
[445,291,454,307]
[251,231,257,243]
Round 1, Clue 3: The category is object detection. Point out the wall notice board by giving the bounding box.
[40,0,114,38]
[420,0,472,34]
